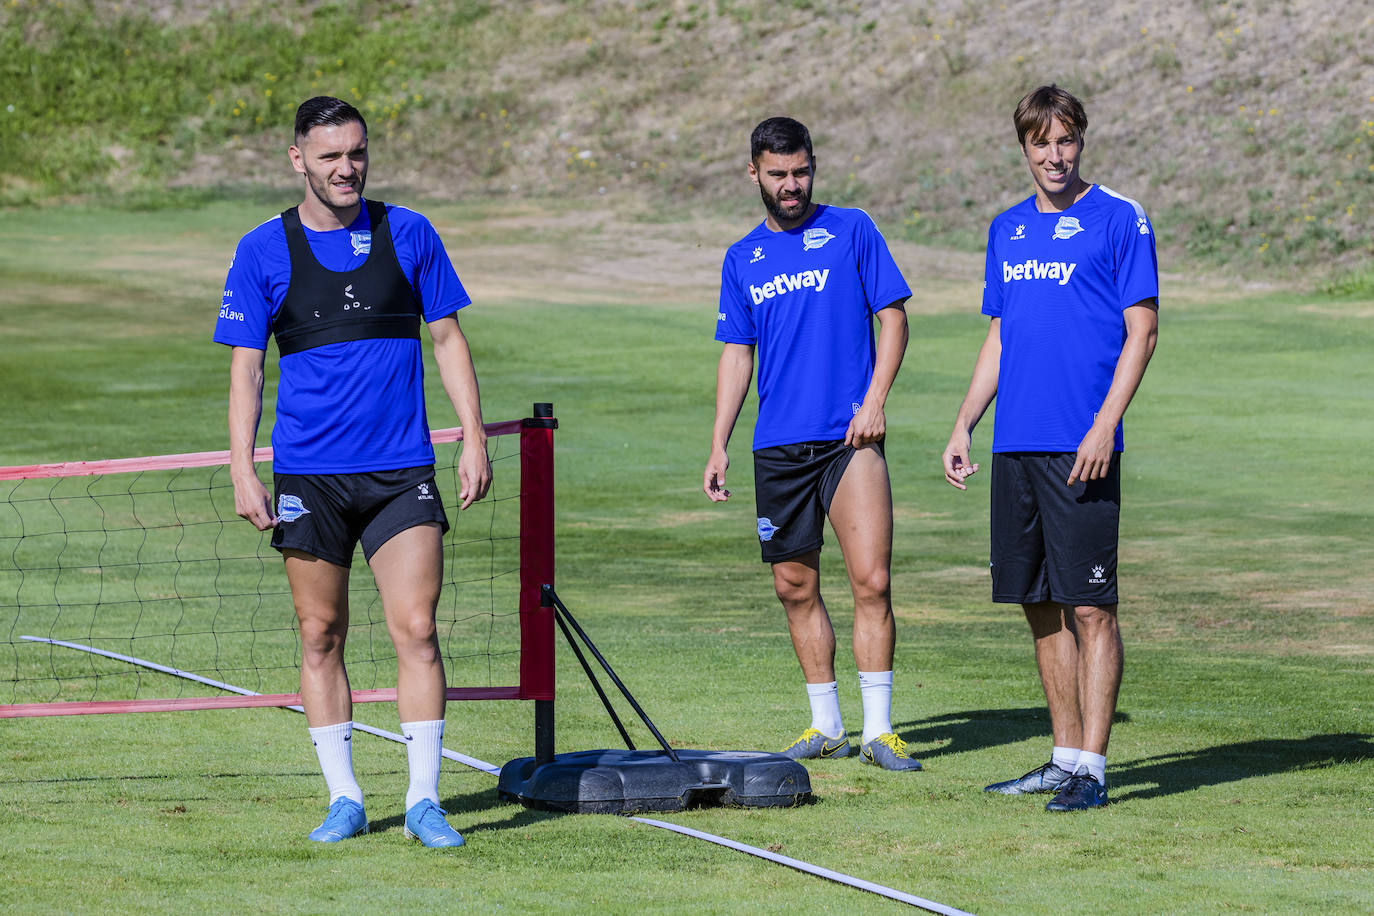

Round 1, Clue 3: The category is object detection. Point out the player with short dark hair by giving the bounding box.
[215,96,491,846]
[942,85,1159,811]
[704,116,921,771]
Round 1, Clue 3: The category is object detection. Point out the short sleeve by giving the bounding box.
[853,211,910,312]
[213,231,276,348]
[714,251,756,344]
[981,221,1004,318]
[387,206,472,323]
[1113,207,1160,311]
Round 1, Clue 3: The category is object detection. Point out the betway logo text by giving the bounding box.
[1002,259,1077,286]
[750,268,830,305]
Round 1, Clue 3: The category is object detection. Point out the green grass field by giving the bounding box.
[1,199,1371,914]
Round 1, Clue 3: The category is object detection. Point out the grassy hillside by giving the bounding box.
[3,0,1372,282]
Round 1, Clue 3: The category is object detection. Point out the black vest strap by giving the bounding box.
[273,200,422,356]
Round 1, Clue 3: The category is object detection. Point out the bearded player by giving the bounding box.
[704,117,921,772]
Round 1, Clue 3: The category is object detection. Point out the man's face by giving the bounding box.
[749,149,815,226]
[1022,117,1083,204]
[289,120,369,213]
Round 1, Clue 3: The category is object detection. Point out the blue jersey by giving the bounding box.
[982,185,1158,453]
[716,205,911,450]
[213,201,471,474]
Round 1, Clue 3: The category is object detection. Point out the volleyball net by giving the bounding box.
[0,404,556,720]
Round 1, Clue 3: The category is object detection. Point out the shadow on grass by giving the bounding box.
[890,710,1373,802]
[365,783,567,836]
[1111,733,1374,802]
[892,706,1132,759]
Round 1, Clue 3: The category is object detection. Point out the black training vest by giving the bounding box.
[273,200,422,356]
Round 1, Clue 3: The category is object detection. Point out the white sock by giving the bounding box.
[857,670,894,744]
[1052,745,1081,773]
[402,719,445,811]
[805,681,843,738]
[308,721,363,805]
[1077,750,1107,786]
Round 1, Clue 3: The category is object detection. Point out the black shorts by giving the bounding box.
[271,466,450,568]
[752,440,881,564]
[990,452,1120,607]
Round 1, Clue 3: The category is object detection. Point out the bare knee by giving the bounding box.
[1072,604,1119,634]
[774,580,815,610]
[389,612,439,656]
[298,616,346,665]
[773,571,817,610]
[849,566,891,607]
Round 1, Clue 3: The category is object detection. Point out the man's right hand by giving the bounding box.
[703,448,731,502]
[233,472,277,530]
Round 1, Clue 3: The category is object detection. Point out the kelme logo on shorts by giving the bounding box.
[1089,564,1108,584]
[277,494,311,523]
[757,517,780,542]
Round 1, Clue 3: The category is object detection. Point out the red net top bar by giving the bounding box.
[0,421,525,481]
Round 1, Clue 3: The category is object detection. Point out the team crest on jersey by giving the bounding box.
[802,227,835,251]
[757,517,780,542]
[750,246,766,264]
[350,230,372,256]
[1052,216,1084,240]
[277,494,311,523]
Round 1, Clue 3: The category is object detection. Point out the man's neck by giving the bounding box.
[297,197,361,231]
[1035,180,1091,213]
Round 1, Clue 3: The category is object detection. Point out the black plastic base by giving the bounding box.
[498,748,812,814]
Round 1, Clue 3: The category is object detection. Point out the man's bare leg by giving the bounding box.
[285,550,366,836]
[826,446,918,769]
[827,446,894,673]
[1072,603,1122,758]
[285,550,352,727]
[370,523,445,724]
[772,551,835,683]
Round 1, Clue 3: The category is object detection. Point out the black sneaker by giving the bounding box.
[984,761,1074,795]
[1045,767,1108,811]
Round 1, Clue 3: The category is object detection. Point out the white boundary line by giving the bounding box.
[630,817,974,916]
[21,636,971,913]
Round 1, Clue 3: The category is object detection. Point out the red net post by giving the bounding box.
[518,403,557,703]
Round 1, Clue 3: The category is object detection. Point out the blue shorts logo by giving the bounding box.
[757,517,779,542]
[277,494,311,523]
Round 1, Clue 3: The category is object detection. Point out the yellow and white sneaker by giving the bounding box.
[781,727,852,760]
[859,733,923,771]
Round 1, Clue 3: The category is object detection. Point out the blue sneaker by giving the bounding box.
[984,760,1075,795]
[1045,767,1108,812]
[307,797,368,842]
[404,799,466,848]
[858,733,923,771]
[782,727,852,760]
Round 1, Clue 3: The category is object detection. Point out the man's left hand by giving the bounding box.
[845,402,886,448]
[1068,424,1114,485]
[457,442,493,509]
